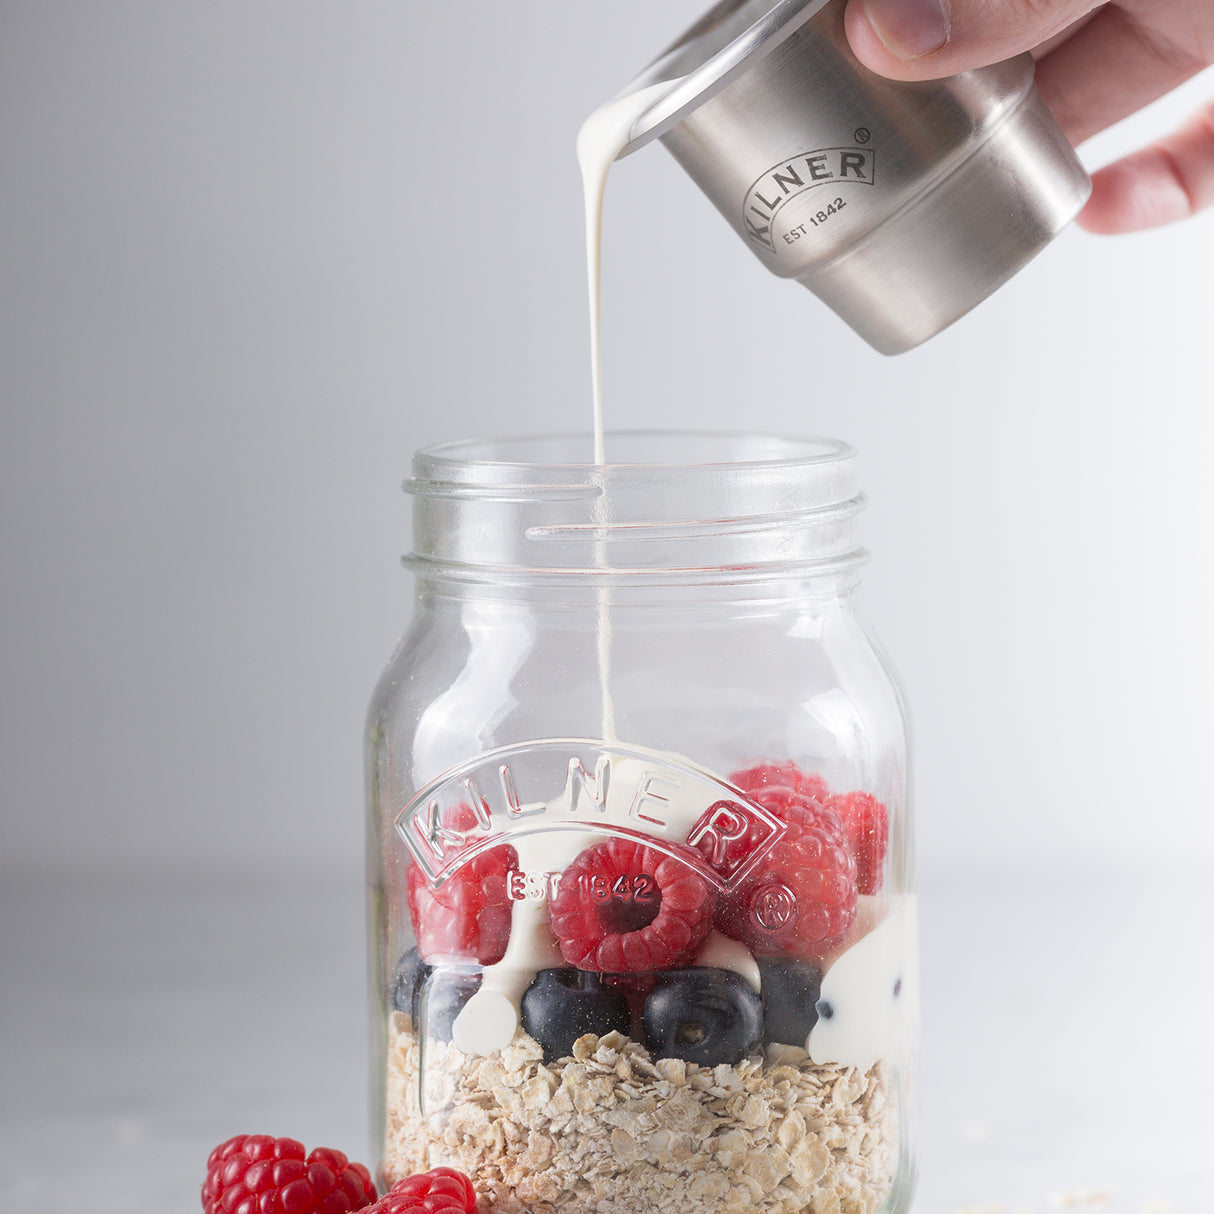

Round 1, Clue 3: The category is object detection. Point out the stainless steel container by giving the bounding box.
[615,0,1092,354]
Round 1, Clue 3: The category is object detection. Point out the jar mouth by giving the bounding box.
[408,431,854,484]
[405,430,866,586]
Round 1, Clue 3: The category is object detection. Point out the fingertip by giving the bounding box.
[841,1,878,62]
[842,1,892,72]
[842,0,945,80]
[1077,152,1194,235]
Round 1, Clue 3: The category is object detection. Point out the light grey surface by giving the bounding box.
[2,4,1214,1209]
[3,866,1209,1212]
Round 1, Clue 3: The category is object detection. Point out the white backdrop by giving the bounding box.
[3,2,1211,882]
[2,5,1213,1209]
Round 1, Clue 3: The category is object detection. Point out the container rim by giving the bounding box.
[407,430,856,488]
[612,0,832,158]
[403,431,865,587]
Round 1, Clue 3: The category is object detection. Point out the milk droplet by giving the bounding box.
[452,989,518,1055]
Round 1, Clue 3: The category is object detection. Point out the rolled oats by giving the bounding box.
[385,1019,896,1214]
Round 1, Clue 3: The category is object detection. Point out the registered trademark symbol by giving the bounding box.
[855,127,871,144]
[751,881,797,932]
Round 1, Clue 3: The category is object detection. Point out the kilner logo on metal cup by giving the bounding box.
[744,146,877,252]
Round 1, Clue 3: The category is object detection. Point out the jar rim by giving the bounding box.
[404,430,865,588]
[409,430,855,484]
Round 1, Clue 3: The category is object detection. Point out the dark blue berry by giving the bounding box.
[757,957,823,1047]
[521,969,632,1062]
[642,968,762,1066]
[417,965,482,1042]
[391,947,432,1020]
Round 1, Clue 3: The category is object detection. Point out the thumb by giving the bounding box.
[843,0,1101,80]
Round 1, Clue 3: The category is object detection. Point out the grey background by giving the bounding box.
[2,3,1212,1211]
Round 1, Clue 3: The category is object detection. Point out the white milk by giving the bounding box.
[576,82,671,465]
[449,77,917,1064]
[452,834,599,1055]
[577,83,670,749]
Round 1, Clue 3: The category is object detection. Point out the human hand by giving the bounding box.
[843,0,1214,233]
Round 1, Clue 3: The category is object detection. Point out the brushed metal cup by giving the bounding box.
[616,0,1092,354]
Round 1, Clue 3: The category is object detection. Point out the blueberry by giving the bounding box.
[390,947,432,1020]
[417,965,482,1043]
[520,969,632,1063]
[642,968,762,1066]
[757,957,823,1047]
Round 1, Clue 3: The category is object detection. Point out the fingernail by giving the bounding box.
[861,0,950,60]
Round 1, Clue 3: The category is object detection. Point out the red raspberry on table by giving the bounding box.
[202,1134,377,1214]
[548,836,716,972]
[730,761,831,804]
[406,804,518,965]
[825,790,889,895]
[716,789,857,963]
[368,1168,477,1214]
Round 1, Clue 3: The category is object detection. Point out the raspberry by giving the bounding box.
[716,789,857,963]
[548,836,715,972]
[368,1168,477,1214]
[406,805,518,965]
[825,790,889,895]
[730,763,890,895]
[695,775,831,877]
[202,1134,377,1214]
[730,761,831,803]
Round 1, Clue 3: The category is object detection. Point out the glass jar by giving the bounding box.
[367,432,916,1214]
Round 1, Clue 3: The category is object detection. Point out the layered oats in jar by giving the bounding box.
[367,436,916,1214]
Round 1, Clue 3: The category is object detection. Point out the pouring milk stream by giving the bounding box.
[450,84,682,1057]
[446,61,916,1074]
[576,83,673,759]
